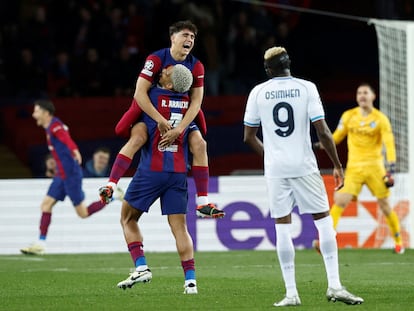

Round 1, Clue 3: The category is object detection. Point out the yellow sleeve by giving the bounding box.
[332,112,349,145]
[381,114,396,163]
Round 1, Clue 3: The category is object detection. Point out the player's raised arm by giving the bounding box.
[134,76,171,134]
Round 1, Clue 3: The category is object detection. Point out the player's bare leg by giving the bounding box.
[99,123,147,203]
[189,130,225,219]
[168,214,197,294]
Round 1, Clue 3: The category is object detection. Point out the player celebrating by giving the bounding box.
[243,46,363,306]
[21,100,118,255]
[116,64,198,294]
[99,20,224,219]
[314,83,403,254]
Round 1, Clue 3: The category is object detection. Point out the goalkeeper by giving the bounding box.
[314,83,403,254]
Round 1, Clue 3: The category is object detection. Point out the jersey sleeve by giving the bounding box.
[51,123,78,152]
[332,111,349,145]
[243,86,261,127]
[307,82,325,122]
[381,114,397,162]
[191,60,204,88]
[139,54,163,83]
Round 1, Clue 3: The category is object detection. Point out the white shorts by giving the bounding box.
[266,172,329,218]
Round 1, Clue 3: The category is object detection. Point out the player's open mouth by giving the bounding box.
[183,43,191,49]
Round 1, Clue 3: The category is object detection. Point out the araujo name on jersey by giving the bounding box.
[161,99,189,108]
[265,89,300,99]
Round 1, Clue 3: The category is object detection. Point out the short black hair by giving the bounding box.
[34,99,55,115]
[94,146,111,155]
[264,52,290,72]
[169,20,198,36]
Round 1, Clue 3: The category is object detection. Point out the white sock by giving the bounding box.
[275,223,298,297]
[136,265,148,272]
[107,182,117,189]
[196,196,209,206]
[314,216,342,289]
[185,279,196,286]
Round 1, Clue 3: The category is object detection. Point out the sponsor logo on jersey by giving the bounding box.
[158,144,178,153]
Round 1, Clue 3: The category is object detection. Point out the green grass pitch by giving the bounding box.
[0,249,413,310]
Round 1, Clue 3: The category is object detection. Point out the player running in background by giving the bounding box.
[116,64,198,294]
[99,20,224,219]
[20,100,119,255]
[243,47,363,306]
[313,83,403,254]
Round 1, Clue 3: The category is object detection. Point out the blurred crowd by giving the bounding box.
[0,0,305,100]
[0,0,412,101]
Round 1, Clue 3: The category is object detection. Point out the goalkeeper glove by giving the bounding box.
[383,163,395,188]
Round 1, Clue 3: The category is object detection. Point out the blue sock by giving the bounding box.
[185,270,195,281]
[135,256,147,267]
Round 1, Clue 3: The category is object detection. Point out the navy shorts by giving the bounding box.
[47,171,85,206]
[189,121,199,132]
[125,169,188,215]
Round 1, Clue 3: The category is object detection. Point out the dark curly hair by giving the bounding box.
[169,20,198,37]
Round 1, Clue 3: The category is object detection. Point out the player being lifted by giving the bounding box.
[314,83,404,254]
[99,20,224,219]
[116,64,198,294]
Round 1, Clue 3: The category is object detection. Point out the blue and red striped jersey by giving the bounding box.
[45,117,81,179]
[139,48,204,88]
[139,87,191,173]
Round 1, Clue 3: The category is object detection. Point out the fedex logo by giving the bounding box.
[186,177,318,250]
[186,176,410,250]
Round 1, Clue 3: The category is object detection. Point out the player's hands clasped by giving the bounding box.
[159,128,180,148]
[157,119,172,136]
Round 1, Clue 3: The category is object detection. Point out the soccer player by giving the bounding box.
[243,46,364,306]
[99,20,224,219]
[116,64,198,294]
[314,83,403,254]
[20,100,120,255]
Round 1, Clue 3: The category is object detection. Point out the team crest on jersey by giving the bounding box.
[370,121,376,128]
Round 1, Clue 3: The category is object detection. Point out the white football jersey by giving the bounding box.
[243,76,325,178]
